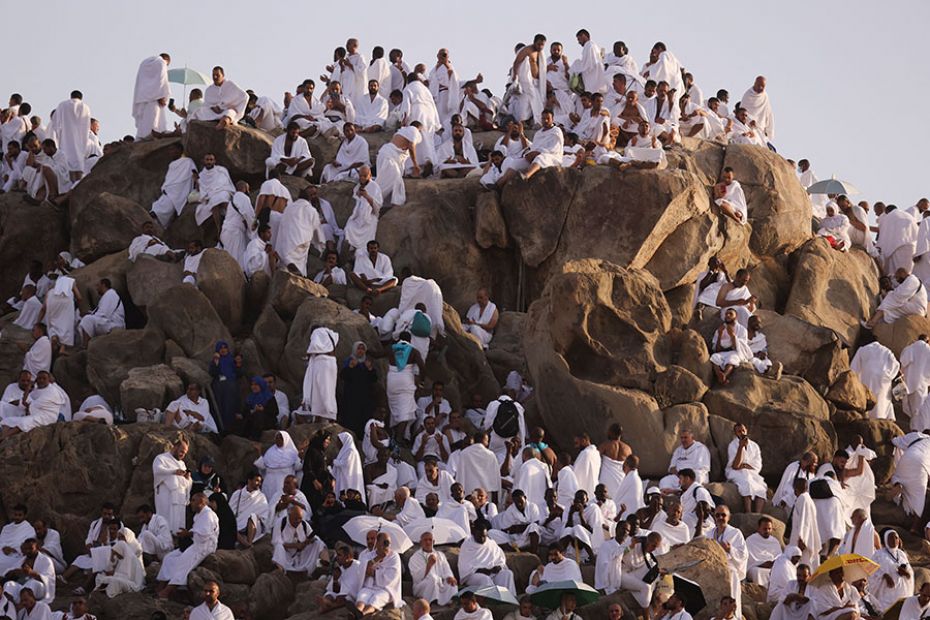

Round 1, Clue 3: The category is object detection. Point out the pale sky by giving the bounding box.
[8,0,929,206]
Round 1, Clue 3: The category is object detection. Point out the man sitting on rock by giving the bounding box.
[187,66,248,130]
[409,530,457,606]
[164,382,218,433]
[320,122,371,183]
[317,543,363,613]
[354,531,404,616]
[78,279,125,346]
[271,504,328,576]
[862,267,928,329]
[658,429,711,493]
[716,268,756,327]
[128,221,178,263]
[156,493,219,599]
[266,122,314,179]
[350,240,398,296]
[745,516,783,586]
[150,142,196,228]
[495,109,564,186]
[726,423,767,513]
[193,152,235,233]
[313,250,348,286]
[710,308,752,385]
[464,288,499,349]
[458,520,516,591]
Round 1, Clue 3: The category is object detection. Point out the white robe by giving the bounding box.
[876,273,927,322]
[746,532,783,585]
[195,165,235,226]
[844,444,877,515]
[810,582,860,620]
[556,466,580,509]
[344,180,384,251]
[321,135,371,183]
[455,443,502,496]
[0,520,36,575]
[189,602,235,620]
[301,328,338,420]
[401,81,441,133]
[877,208,918,276]
[95,532,145,598]
[659,441,711,490]
[228,487,269,536]
[132,56,170,138]
[51,98,92,173]
[573,445,601,497]
[598,456,625,502]
[13,296,41,330]
[376,125,421,207]
[357,550,404,609]
[788,492,821,569]
[898,594,930,620]
[457,537,516,591]
[0,382,61,433]
[850,342,900,420]
[324,558,362,603]
[219,191,255,268]
[772,461,815,511]
[275,199,326,276]
[255,432,301,503]
[594,538,626,593]
[165,394,217,433]
[138,514,174,559]
[409,548,457,606]
[681,483,715,537]
[576,40,606,94]
[354,249,396,285]
[464,302,497,348]
[266,134,313,177]
[837,519,877,560]
[156,507,219,585]
[726,438,767,499]
[191,79,248,123]
[914,216,930,287]
[739,87,775,141]
[128,233,172,262]
[271,517,326,573]
[651,516,692,555]
[512,458,551,515]
[333,432,365,500]
[21,336,52,379]
[152,451,193,532]
[355,94,389,128]
[44,277,76,346]
[891,432,930,516]
[715,180,749,225]
[712,525,748,612]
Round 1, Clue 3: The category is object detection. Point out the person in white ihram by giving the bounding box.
[188,66,249,130]
[151,439,193,532]
[189,580,234,620]
[132,54,171,139]
[726,423,767,513]
[156,492,219,598]
[464,288,499,349]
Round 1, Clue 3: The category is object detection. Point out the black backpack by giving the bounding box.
[491,399,520,438]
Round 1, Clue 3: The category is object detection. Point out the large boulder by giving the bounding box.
[784,240,879,347]
[525,260,691,475]
[146,285,232,363]
[474,190,509,249]
[184,121,273,182]
[0,194,69,301]
[268,269,329,319]
[754,309,848,389]
[126,256,183,308]
[72,251,131,313]
[501,166,750,294]
[119,364,184,420]
[196,248,247,333]
[486,310,526,383]
[86,328,166,404]
[376,177,517,313]
[873,315,930,357]
[722,143,812,256]
[703,371,836,478]
[70,192,153,262]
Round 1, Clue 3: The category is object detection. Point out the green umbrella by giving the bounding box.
[167,67,209,102]
[529,580,600,610]
[457,585,520,606]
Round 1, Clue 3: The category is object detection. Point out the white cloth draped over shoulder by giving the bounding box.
[255,431,301,503]
[876,274,927,322]
[156,506,219,585]
[344,179,384,252]
[725,438,767,499]
[191,79,249,123]
[152,450,193,532]
[739,87,775,141]
[850,342,900,420]
[132,56,170,138]
[715,180,748,225]
[333,432,365,500]
[891,432,930,516]
[301,327,338,420]
[275,199,326,276]
[51,98,92,173]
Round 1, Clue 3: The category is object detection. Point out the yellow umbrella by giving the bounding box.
[808,553,879,586]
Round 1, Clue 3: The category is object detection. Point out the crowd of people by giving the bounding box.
[0,27,928,620]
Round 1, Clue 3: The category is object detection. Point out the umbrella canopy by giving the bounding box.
[403,517,467,545]
[529,580,600,610]
[168,67,209,86]
[342,516,413,553]
[458,584,520,606]
[806,178,860,196]
[808,553,879,586]
[672,574,707,615]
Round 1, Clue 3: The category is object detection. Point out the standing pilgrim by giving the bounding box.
[51,91,92,183]
[301,327,339,423]
[739,76,775,145]
[152,439,193,532]
[275,187,327,277]
[132,54,171,139]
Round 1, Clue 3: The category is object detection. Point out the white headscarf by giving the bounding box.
[263,431,299,468]
[307,327,339,355]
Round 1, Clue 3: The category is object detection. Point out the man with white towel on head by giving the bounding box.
[132,54,171,139]
[849,341,900,420]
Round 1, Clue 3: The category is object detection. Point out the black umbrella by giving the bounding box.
[672,574,706,616]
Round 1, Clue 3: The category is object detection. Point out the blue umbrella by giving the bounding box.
[168,67,209,102]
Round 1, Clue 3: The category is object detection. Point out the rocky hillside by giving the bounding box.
[0,122,923,619]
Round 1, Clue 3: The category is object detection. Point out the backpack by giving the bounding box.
[410,310,432,338]
[808,479,833,500]
[491,399,520,438]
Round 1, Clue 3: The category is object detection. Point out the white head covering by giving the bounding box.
[263,431,299,468]
[307,327,339,354]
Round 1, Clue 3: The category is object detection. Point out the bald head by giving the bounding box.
[753,76,767,93]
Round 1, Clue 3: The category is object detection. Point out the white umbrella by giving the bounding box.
[403,518,468,545]
[806,177,860,196]
[342,516,413,553]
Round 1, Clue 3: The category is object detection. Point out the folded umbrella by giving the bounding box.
[529,580,600,610]
[672,574,707,615]
[403,517,467,545]
[341,515,412,553]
